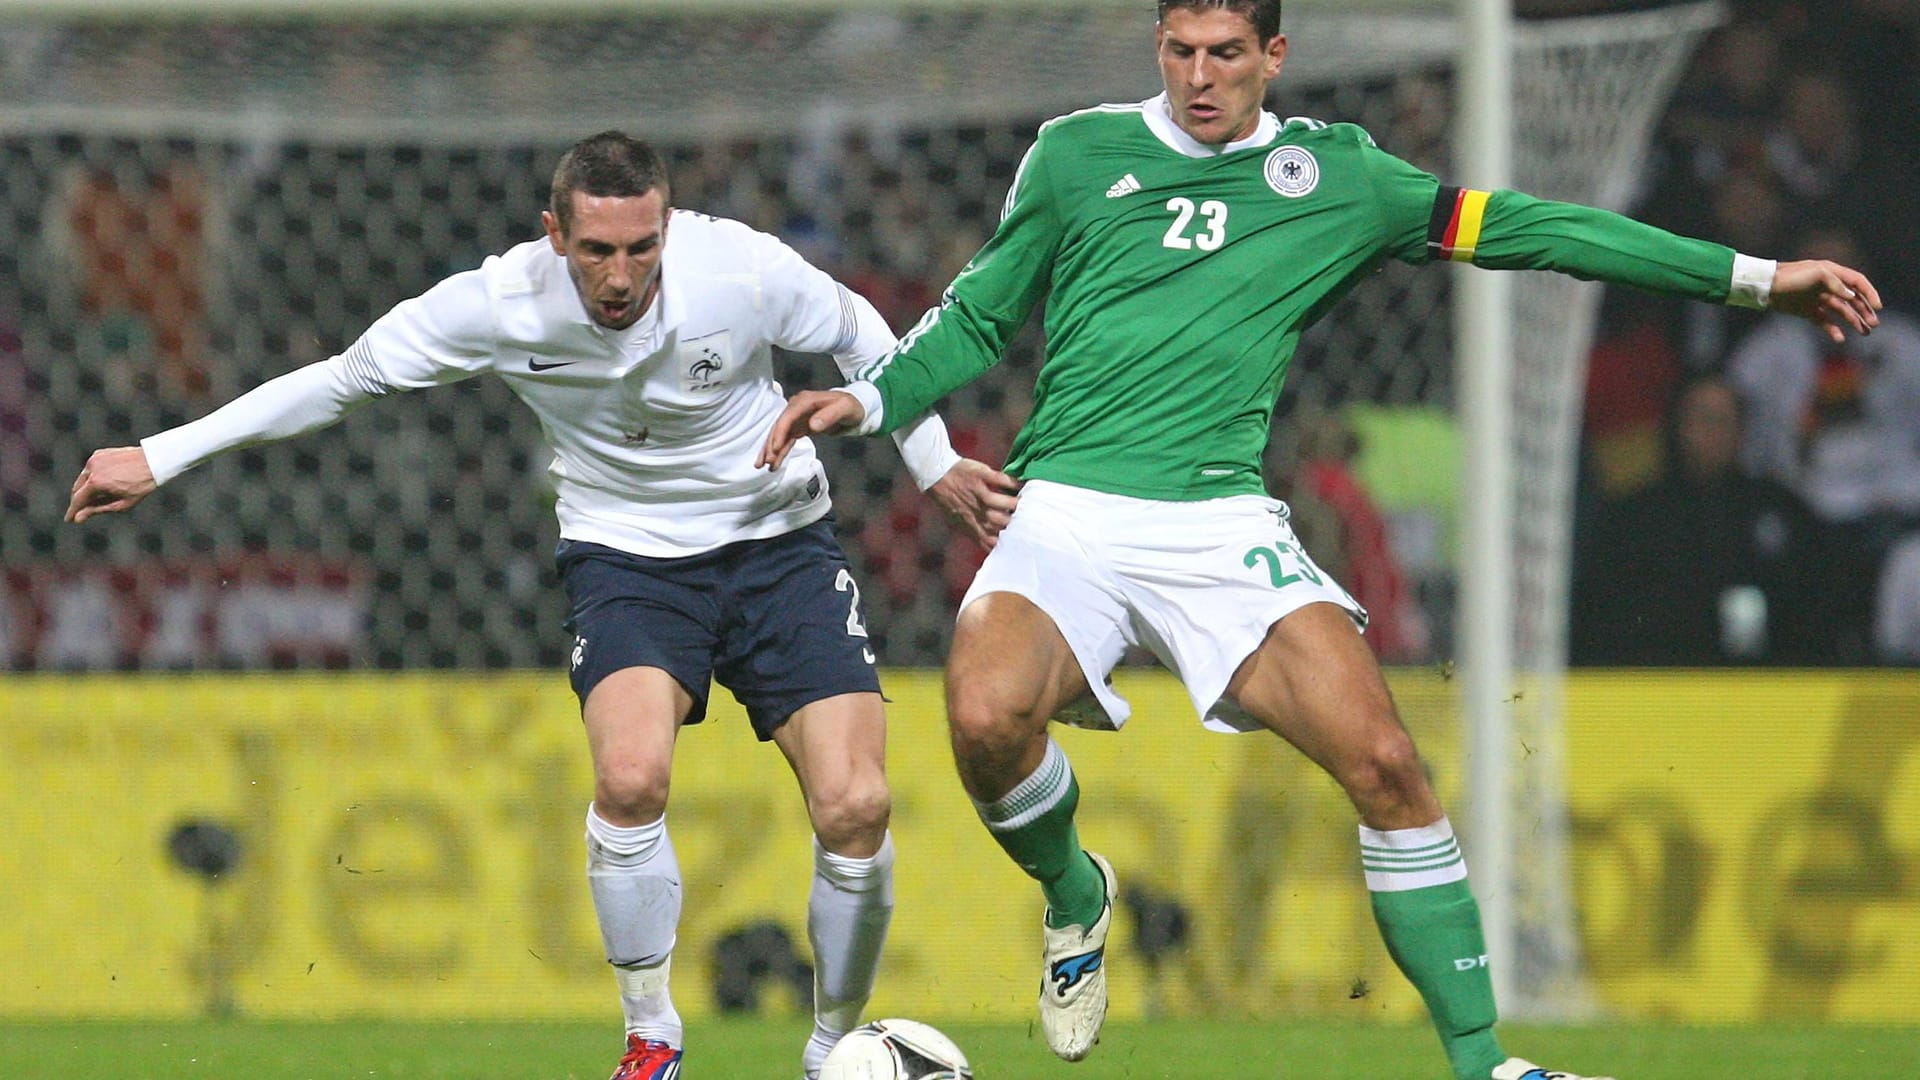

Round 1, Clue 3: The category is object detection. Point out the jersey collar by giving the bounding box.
[1140,92,1280,157]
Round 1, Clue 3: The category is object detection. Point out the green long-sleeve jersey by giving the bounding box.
[858,96,1750,501]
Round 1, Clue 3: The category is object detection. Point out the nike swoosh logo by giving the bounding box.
[527,358,576,371]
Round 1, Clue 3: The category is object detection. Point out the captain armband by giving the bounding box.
[1426,185,1492,264]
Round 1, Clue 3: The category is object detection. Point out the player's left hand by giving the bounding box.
[1770,259,1882,343]
[926,458,1021,550]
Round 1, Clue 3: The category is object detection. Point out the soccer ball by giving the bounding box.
[818,1018,972,1080]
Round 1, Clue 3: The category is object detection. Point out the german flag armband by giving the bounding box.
[1427,186,1491,263]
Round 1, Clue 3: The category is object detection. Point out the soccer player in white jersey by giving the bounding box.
[66,131,1020,1080]
[761,3,1882,1079]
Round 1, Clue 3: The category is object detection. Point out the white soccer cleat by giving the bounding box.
[1491,1056,1617,1080]
[1038,851,1118,1062]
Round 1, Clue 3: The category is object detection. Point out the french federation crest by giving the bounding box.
[678,329,732,392]
[1264,146,1319,198]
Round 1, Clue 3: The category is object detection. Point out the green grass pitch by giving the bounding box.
[2,1018,1915,1078]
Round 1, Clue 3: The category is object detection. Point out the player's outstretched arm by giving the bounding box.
[757,388,867,471]
[1769,259,1882,343]
[924,458,1021,550]
[65,446,157,524]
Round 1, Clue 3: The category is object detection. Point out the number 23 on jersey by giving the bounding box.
[1163,196,1228,251]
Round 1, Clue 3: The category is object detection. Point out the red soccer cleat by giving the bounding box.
[610,1033,683,1080]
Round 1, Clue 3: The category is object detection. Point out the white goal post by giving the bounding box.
[1460,0,1727,1016]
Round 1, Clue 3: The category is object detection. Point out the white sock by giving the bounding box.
[586,804,683,1046]
[1357,816,1468,893]
[802,832,895,1076]
[972,737,1073,830]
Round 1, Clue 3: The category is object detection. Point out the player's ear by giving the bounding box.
[542,209,566,255]
[1264,33,1288,80]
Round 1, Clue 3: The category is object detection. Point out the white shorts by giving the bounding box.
[961,480,1366,733]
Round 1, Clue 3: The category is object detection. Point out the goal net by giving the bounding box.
[0,0,1721,1015]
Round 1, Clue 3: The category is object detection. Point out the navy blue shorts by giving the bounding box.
[556,520,882,740]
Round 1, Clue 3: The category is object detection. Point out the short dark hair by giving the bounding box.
[1156,0,1282,41]
[548,131,670,235]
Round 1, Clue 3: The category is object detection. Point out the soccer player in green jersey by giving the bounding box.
[761,2,1882,1077]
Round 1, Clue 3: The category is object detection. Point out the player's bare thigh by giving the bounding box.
[582,665,692,827]
[1226,601,1442,829]
[773,691,890,857]
[946,591,1094,801]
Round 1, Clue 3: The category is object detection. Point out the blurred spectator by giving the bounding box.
[1655,19,1781,212]
[1577,2,1917,669]
[1728,228,1920,665]
[1581,289,1681,499]
[1764,72,1861,206]
[1878,533,1920,663]
[1573,375,1838,665]
[1799,2,1920,302]
[51,158,213,399]
[1290,413,1429,663]
[1758,69,1915,300]
[1728,228,1920,531]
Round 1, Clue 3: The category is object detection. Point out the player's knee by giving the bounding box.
[945,684,1035,764]
[811,774,891,851]
[1342,729,1430,812]
[594,759,672,824]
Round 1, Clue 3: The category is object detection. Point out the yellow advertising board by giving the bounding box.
[1564,671,1920,1022]
[1,669,1916,1023]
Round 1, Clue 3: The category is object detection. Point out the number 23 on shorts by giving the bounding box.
[1243,540,1323,589]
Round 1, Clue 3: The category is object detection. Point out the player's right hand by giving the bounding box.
[66,446,157,523]
[757,388,866,471]
[927,458,1021,550]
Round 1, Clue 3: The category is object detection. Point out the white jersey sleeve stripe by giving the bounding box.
[859,300,945,384]
[831,283,860,355]
[338,338,398,397]
[1001,140,1042,222]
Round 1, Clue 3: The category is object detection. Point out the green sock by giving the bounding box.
[1362,824,1504,1080]
[974,739,1106,929]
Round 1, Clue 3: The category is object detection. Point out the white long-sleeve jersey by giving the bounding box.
[141,211,961,556]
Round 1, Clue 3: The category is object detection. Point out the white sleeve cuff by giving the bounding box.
[1728,253,1777,310]
[139,430,195,486]
[838,381,885,436]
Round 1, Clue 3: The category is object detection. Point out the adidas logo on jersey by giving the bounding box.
[1105,173,1141,198]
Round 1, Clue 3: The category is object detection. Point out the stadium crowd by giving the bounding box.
[1570,0,1920,665]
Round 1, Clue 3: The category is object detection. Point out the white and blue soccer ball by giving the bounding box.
[819,1018,972,1080]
